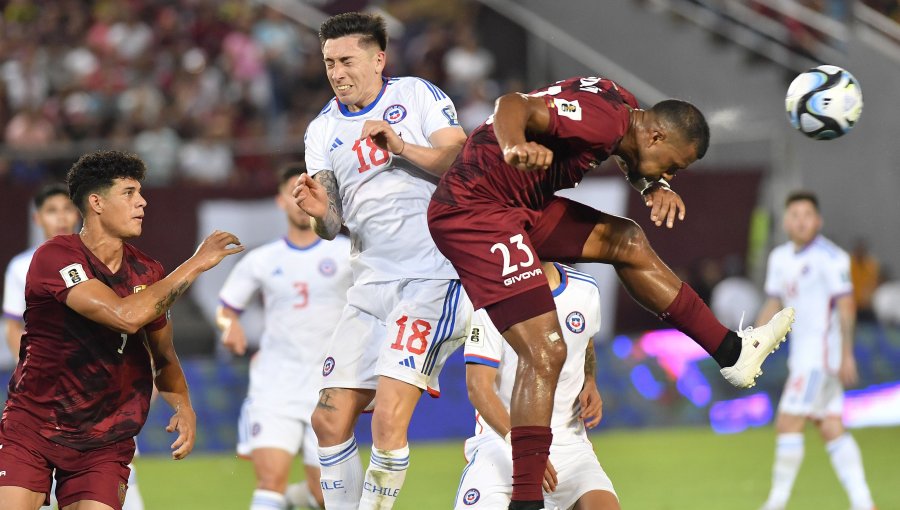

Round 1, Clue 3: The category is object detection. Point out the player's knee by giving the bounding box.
[527,338,567,381]
[311,406,352,445]
[619,218,650,252]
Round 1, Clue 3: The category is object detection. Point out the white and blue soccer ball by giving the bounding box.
[785,65,863,140]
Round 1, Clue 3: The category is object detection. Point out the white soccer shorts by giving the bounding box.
[236,399,319,466]
[455,438,617,510]
[777,368,845,419]
[320,278,470,395]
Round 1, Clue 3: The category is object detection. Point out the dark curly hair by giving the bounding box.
[33,182,70,209]
[651,99,710,159]
[66,151,146,214]
[277,161,307,188]
[319,12,387,51]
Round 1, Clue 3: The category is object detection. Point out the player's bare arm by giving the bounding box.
[65,231,244,334]
[216,304,247,355]
[580,341,603,429]
[293,171,343,240]
[466,362,558,492]
[836,294,859,386]
[493,93,554,171]
[5,319,23,359]
[360,120,466,177]
[148,321,196,460]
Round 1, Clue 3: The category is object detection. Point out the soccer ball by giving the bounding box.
[785,65,863,140]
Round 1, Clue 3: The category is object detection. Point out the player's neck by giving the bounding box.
[286,226,319,248]
[79,226,125,272]
[348,78,385,112]
[613,109,641,162]
[543,262,560,291]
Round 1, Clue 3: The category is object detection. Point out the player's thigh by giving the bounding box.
[0,486,48,510]
[777,369,826,421]
[321,293,385,392]
[546,443,617,510]
[55,440,133,510]
[528,197,605,262]
[0,419,55,507]
[376,279,470,395]
[454,442,512,510]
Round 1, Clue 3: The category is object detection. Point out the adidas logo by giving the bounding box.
[330,137,344,152]
[398,356,416,369]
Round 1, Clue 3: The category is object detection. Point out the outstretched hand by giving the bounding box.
[644,185,686,228]
[193,230,244,272]
[503,142,553,171]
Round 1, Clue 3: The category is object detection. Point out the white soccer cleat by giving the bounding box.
[720,307,795,388]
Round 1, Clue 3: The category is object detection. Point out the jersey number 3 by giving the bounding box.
[352,138,390,173]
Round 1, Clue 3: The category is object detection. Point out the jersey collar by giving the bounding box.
[551,262,568,297]
[283,237,321,251]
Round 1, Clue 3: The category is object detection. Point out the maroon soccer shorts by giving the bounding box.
[428,196,602,331]
[0,418,134,509]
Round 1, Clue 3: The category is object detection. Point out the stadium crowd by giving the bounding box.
[0,0,506,189]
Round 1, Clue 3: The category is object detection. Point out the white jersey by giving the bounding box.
[764,235,852,373]
[464,264,601,446]
[219,236,352,418]
[3,247,36,322]
[304,76,461,284]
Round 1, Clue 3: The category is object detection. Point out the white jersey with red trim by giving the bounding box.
[304,76,462,284]
[463,263,601,447]
[218,237,352,418]
[764,235,852,373]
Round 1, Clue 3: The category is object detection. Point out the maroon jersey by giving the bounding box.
[433,76,639,210]
[3,234,167,451]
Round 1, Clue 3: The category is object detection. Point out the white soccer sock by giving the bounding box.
[318,436,364,510]
[122,462,144,510]
[827,433,874,509]
[765,433,804,507]
[359,445,410,510]
[251,489,287,510]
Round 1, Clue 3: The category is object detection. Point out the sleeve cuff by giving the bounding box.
[464,354,500,368]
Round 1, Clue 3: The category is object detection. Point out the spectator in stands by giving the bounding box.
[851,239,882,323]
[443,25,494,98]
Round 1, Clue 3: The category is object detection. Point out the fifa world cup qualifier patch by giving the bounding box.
[59,263,89,288]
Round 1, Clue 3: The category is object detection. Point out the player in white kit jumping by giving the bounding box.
[292,12,469,510]
[757,191,875,510]
[217,164,352,510]
[457,262,618,510]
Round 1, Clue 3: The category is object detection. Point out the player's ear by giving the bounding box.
[87,193,104,214]
[374,50,386,74]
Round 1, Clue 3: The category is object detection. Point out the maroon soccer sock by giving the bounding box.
[510,426,552,503]
[658,283,731,357]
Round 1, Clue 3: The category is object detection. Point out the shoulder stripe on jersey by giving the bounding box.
[416,77,448,101]
[566,273,600,290]
[423,281,462,375]
[464,354,500,368]
[316,99,334,117]
[560,265,595,281]
[552,262,569,298]
[218,298,244,314]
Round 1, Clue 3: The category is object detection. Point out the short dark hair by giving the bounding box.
[785,190,819,211]
[33,183,70,209]
[651,99,710,159]
[319,12,387,51]
[278,162,307,187]
[66,151,146,214]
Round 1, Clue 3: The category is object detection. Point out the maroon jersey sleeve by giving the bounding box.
[28,239,94,305]
[535,77,639,154]
[143,259,168,332]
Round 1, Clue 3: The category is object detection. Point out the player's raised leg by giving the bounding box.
[311,388,373,510]
[574,207,793,388]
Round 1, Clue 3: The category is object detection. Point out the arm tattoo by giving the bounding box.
[154,282,189,317]
[313,171,344,240]
[317,388,338,411]
[584,341,597,378]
